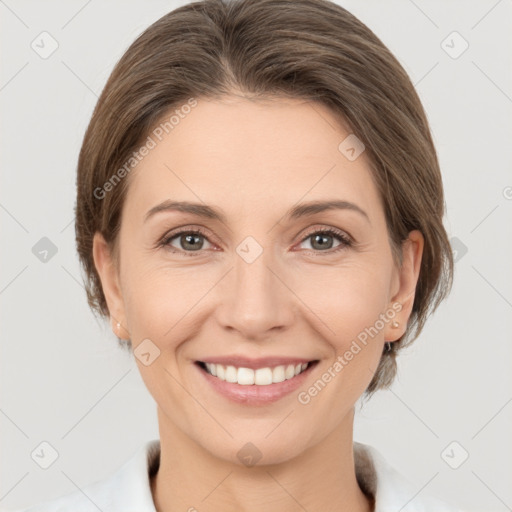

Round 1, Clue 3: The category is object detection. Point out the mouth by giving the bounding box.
[195,360,319,386]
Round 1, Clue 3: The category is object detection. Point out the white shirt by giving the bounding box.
[12,440,462,512]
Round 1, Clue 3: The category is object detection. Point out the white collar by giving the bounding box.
[20,439,461,512]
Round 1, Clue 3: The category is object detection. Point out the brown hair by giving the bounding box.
[75,0,454,396]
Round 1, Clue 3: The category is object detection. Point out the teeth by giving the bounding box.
[272,365,285,383]
[254,367,272,385]
[238,367,255,385]
[203,362,311,385]
[225,365,237,383]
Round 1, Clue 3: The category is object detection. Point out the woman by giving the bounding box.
[15,0,460,510]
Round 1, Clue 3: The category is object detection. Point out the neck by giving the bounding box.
[151,407,373,512]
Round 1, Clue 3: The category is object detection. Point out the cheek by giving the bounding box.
[294,260,392,345]
[127,280,177,339]
[123,256,392,349]
[120,256,179,340]
[121,260,214,358]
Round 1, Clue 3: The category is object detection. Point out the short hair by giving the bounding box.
[74,0,454,397]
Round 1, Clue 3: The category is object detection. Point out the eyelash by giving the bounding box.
[158,226,353,257]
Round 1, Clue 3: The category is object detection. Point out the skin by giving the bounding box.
[93,94,423,512]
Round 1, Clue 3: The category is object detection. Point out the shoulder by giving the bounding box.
[7,484,110,512]
[8,439,160,512]
[354,442,464,512]
[7,468,134,512]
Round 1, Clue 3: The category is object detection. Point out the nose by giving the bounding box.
[215,244,295,341]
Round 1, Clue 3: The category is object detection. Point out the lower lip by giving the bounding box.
[195,362,318,406]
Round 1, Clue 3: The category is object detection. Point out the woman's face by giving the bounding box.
[94,95,422,465]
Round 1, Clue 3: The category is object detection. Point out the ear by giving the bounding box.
[384,230,424,343]
[92,232,129,340]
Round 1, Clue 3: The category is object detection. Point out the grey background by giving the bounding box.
[1,1,511,510]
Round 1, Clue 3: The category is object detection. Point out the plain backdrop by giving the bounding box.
[1,1,511,511]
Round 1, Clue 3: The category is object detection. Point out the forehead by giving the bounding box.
[124,96,382,221]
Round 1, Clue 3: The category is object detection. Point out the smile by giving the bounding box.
[197,361,312,386]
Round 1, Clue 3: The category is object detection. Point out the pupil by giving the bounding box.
[183,234,202,250]
[313,234,332,250]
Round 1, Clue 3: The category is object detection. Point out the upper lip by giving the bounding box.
[197,356,317,370]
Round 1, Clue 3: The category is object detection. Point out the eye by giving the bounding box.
[160,227,214,256]
[158,226,353,256]
[297,227,353,254]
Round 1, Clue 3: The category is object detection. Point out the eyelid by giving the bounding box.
[299,224,353,243]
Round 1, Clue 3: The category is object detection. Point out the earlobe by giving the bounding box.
[92,232,128,339]
[384,230,424,342]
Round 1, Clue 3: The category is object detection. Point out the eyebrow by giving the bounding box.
[144,199,370,224]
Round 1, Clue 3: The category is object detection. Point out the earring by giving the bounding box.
[391,321,399,328]
[385,341,392,353]
[115,321,126,342]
